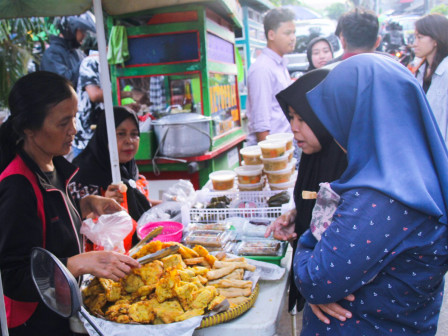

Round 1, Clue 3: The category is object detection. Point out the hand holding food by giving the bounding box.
[67,251,140,281]
[265,209,297,241]
[80,195,123,219]
[105,182,128,204]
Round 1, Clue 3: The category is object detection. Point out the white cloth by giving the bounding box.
[416,56,448,148]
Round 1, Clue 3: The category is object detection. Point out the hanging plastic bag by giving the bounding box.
[162,180,197,207]
[81,211,133,253]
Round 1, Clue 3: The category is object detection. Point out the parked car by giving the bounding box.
[285,19,343,76]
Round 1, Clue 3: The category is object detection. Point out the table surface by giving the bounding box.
[193,247,292,336]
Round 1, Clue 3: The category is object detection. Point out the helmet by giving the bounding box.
[57,12,96,48]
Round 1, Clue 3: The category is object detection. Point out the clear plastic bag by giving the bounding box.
[162,180,197,207]
[80,211,133,253]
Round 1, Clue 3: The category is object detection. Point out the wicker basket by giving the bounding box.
[197,283,260,329]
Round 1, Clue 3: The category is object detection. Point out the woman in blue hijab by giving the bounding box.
[293,54,448,335]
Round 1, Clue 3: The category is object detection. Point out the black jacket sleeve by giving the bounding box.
[0,175,43,301]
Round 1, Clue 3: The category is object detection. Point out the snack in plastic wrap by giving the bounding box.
[234,240,282,256]
[184,230,235,248]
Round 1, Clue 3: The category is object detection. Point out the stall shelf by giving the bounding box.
[235,0,274,111]
[107,0,245,191]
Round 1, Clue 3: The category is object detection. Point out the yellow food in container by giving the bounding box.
[209,170,236,191]
[239,146,262,165]
[290,158,297,174]
[286,149,294,162]
[258,140,287,158]
[265,165,293,184]
[234,166,263,184]
[266,133,294,151]
[261,154,289,171]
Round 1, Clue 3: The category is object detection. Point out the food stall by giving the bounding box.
[235,0,273,112]
[107,1,246,195]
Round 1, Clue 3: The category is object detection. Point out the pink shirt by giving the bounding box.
[246,48,293,145]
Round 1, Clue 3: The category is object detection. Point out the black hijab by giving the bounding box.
[276,69,347,311]
[73,106,151,222]
[306,37,334,71]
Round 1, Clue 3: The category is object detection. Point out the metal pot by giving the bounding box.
[152,113,212,157]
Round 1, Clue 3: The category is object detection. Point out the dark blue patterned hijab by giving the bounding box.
[307,53,448,224]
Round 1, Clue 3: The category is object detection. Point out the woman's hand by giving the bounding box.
[309,294,355,324]
[67,251,140,281]
[105,184,125,204]
[265,209,297,242]
[80,195,123,219]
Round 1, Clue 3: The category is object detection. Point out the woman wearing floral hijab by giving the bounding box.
[294,54,448,335]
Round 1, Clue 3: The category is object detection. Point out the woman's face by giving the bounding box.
[24,91,77,158]
[289,106,322,154]
[311,41,333,69]
[412,30,437,59]
[116,117,140,164]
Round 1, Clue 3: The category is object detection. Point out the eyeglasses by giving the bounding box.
[116,131,140,141]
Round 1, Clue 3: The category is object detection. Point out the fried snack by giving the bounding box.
[184,257,204,265]
[123,273,145,294]
[174,282,197,310]
[222,269,244,280]
[134,260,164,286]
[153,300,184,324]
[155,270,180,303]
[193,245,217,267]
[175,308,204,322]
[208,294,227,310]
[84,292,107,316]
[190,266,209,276]
[128,301,155,323]
[133,240,163,259]
[99,278,122,302]
[206,266,237,280]
[161,254,185,269]
[216,287,252,298]
[105,302,130,322]
[209,279,252,289]
[132,285,156,299]
[191,286,218,310]
[213,261,256,272]
[223,257,246,262]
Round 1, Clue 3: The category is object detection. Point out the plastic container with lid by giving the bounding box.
[258,140,287,158]
[261,154,289,171]
[234,165,263,184]
[209,170,236,190]
[286,148,294,162]
[265,165,293,184]
[184,230,236,248]
[238,181,264,191]
[290,158,297,173]
[240,146,262,165]
[269,180,295,190]
[234,239,282,256]
[266,133,294,151]
[187,222,231,232]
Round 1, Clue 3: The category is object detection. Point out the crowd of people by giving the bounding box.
[0,5,447,336]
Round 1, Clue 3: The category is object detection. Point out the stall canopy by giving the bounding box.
[0,0,242,184]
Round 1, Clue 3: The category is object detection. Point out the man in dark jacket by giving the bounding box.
[40,13,96,90]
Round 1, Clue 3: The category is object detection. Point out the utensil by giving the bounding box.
[136,245,180,265]
[128,226,163,258]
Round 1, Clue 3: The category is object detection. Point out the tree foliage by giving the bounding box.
[325,3,347,21]
[430,4,448,15]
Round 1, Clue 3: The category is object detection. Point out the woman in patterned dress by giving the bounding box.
[293,54,448,335]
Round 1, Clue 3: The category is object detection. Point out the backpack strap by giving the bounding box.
[0,155,46,328]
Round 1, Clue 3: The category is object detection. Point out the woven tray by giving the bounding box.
[197,283,260,329]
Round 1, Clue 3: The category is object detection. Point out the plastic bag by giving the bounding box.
[81,211,133,252]
[162,180,197,207]
[137,201,182,231]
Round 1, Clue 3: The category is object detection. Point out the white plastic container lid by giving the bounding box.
[238,181,264,190]
[264,163,293,175]
[240,145,261,156]
[235,165,263,176]
[209,170,236,181]
[290,158,297,169]
[241,161,264,170]
[260,153,289,162]
[258,139,287,149]
[266,133,294,142]
[269,180,295,189]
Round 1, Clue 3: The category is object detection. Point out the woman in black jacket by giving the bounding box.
[0,71,140,336]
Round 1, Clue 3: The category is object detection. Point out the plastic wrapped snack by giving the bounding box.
[184,230,235,248]
[187,222,231,232]
[234,240,282,256]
